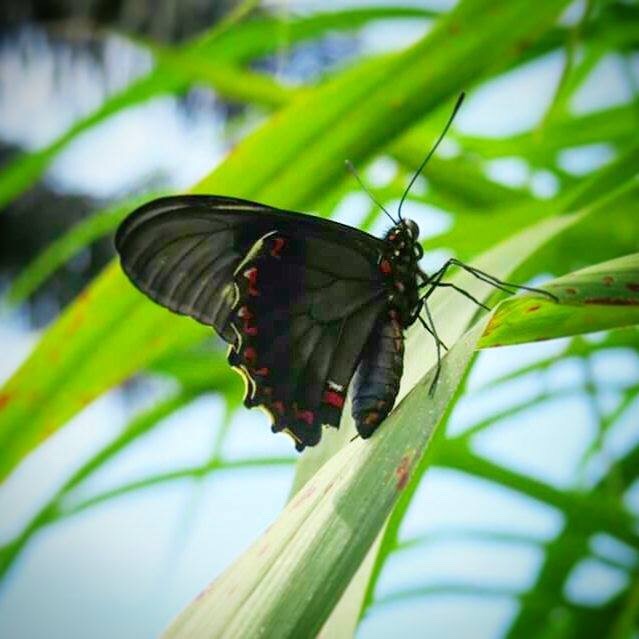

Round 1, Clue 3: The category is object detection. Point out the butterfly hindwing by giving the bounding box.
[227,231,388,450]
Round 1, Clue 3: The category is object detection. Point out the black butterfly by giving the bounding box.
[115,95,549,452]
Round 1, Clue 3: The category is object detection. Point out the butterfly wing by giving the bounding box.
[227,230,388,450]
[116,195,390,450]
[115,195,385,344]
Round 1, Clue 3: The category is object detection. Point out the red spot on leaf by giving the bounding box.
[66,309,86,334]
[76,289,91,305]
[484,315,501,336]
[585,297,639,306]
[602,276,614,286]
[323,480,335,496]
[526,304,541,313]
[395,454,413,491]
[516,39,532,54]
[0,392,12,412]
[564,287,577,295]
[195,582,215,602]
[292,484,317,510]
[626,283,639,292]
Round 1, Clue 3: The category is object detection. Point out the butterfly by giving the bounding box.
[115,95,550,452]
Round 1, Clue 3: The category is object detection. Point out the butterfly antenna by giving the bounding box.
[345,160,398,226]
[397,92,465,221]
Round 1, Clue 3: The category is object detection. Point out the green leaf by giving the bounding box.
[163,321,486,639]
[0,265,209,480]
[478,252,639,348]
[459,101,639,161]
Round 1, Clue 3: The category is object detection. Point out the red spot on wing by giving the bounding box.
[244,347,257,364]
[244,267,259,296]
[296,409,314,425]
[380,259,392,275]
[253,367,269,376]
[323,390,344,408]
[270,237,286,258]
[272,401,285,415]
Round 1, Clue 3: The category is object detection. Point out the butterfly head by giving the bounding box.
[385,219,423,262]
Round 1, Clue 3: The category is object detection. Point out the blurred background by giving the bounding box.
[0,1,638,638]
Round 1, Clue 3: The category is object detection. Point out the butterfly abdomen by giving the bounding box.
[352,311,404,439]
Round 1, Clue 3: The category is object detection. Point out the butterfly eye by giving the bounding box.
[406,219,420,239]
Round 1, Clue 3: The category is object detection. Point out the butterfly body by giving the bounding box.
[352,309,405,438]
[116,195,426,451]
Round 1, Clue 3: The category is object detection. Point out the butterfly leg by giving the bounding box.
[418,263,488,311]
[449,259,559,298]
[412,302,448,350]
[420,259,557,301]
[423,281,490,311]
[418,302,442,395]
